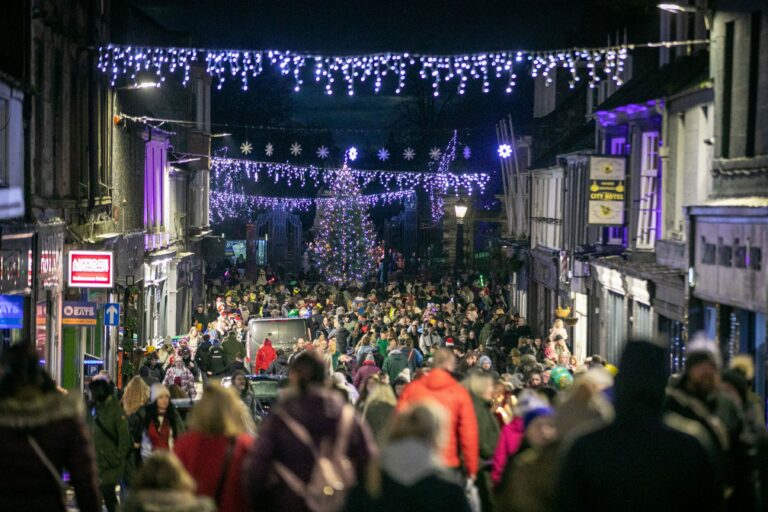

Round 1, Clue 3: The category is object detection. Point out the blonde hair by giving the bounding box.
[122,376,150,416]
[730,355,755,381]
[186,382,254,436]
[385,401,448,451]
[131,451,196,492]
[463,371,494,398]
[362,381,397,417]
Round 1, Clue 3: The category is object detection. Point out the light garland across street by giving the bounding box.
[209,189,414,220]
[211,156,490,194]
[97,40,707,96]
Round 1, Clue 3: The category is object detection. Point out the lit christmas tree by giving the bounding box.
[312,166,379,284]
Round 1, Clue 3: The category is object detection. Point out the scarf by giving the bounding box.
[147,415,172,450]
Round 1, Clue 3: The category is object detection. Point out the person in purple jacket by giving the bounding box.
[243,350,376,511]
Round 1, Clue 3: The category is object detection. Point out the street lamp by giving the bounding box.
[657,3,698,13]
[454,198,468,273]
[454,198,468,224]
[657,3,711,29]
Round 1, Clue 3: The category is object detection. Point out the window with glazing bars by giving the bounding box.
[636,131,660,250]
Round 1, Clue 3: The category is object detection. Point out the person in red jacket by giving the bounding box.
[397,348,479,479]
[174,383,254,512]
[255,338,277,374]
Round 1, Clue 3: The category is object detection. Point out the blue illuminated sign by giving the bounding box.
[0,295,24,329]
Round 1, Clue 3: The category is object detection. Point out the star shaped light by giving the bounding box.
[403,147,415,161]
[290,142,302,156]
[347,146,358,161]
[463,146,472,160]
[429,147,442,161]
[264,143,274,157]
[498,144,513,158]
[316,146,330,159]
[377,148,390,161]
[240,140,253,155]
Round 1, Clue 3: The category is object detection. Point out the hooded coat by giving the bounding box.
[243,387,376,511]
[353,359,381,390]
[221,334,244,366]
[397,368,479,476]
[255,339,277,373]
[90,394,132,484]
[382,349,409,384]
[0,392,100,512]
[554,341,723,512]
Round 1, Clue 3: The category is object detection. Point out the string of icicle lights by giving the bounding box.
[97,40,707,96]
[209,189,414,221]
[211,157,490,194]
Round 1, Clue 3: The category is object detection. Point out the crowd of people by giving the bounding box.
[0,268,766,512]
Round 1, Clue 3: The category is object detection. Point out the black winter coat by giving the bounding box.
[346,470,470,512]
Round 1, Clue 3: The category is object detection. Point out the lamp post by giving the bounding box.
[454,198,468,274]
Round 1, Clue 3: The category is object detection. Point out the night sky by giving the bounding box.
[129,0,661,236]
[133,0,660,131]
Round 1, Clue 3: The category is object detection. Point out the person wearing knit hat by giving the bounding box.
[664,333,748,509]
[139,384,185,461]
[495,392,557,511]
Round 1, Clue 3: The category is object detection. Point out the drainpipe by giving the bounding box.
[87,0,99,210]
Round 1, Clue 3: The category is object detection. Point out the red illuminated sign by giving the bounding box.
[68,251,113,288]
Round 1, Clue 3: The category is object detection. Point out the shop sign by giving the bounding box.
[68,251,113,288]
[62,301,97,326]
[0,295,24,329]
[588,156,626,225]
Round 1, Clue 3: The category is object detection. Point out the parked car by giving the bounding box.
[246,317,310,361]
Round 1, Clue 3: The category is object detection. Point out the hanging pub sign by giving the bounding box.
[62,301,98,326]
[587,156,626,225]
[68,250,113,288]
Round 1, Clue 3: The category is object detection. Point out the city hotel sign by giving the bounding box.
[68,250,114,288]
[587,156,626,225]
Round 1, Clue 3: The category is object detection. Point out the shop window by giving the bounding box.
[749,247,762,271]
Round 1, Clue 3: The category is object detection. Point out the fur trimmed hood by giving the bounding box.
[0,391,84,429]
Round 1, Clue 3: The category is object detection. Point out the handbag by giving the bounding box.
[27,435,67,504]
[214,437,236,505]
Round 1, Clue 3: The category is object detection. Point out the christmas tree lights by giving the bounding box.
[311,167,380,284]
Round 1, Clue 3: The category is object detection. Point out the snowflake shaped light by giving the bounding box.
[317,146,330,159]
[403,148,415,161]
[290,142,303,156]
[377,148,390,161]
[429,147,442,161]
[498,144,513,158]
[240,141,253,155]
[463,146,472,160]
[347,146,358,161]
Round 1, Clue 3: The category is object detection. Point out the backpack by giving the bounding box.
[273,405,356,512]
[208,345,226,375]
